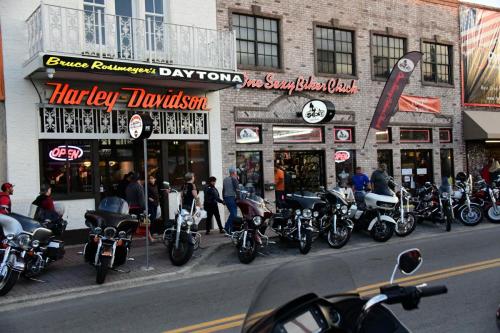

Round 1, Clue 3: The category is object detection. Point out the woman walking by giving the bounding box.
[203,176,225,234]
[182,172,200,211]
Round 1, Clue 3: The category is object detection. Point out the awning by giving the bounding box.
[463,111,500,140]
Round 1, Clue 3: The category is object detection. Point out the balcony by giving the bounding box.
[26,4,236,72]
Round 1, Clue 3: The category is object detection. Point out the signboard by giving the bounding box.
[43,55,244,85]
[301,100,335,124]
[235,125,261,144]
[334,128,353,143]
[241,73,359,95]
[334,151,351,163]
[460,7,500,107]
[49,145,83,161]
[129,114,153,140]
[398,95,441,113]
[47,82,209,113]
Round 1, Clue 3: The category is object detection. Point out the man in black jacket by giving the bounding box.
[204,176,225,234]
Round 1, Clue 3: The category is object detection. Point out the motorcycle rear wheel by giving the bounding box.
[299,229,312,254]
[370,221,394,242]
[459,205,483,226]
[327,223,351,249]
[237,237,256,264]
[168,239,194,266]
[395,212,417,237]
[0,268,20,296]
[96,256,111,285]
[487,206,500,223]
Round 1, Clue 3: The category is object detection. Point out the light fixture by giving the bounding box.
[485,140,500,144]
[109,161,117,166]
[83,161,92,167]
[46,68,55,79]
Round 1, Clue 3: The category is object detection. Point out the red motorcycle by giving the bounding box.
[230,187,273,264]
[471,178,500,223]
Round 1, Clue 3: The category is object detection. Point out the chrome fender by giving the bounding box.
[367,215,396,231]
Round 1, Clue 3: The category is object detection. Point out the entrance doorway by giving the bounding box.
[401,149,433,190]
[274,151,325,193]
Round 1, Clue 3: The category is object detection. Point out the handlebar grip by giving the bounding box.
[418,285,448,297]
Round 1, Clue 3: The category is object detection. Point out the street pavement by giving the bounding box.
[0,220,499,332]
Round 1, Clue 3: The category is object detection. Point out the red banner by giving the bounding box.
[398,95,441,113]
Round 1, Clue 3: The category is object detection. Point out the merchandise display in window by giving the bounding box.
[236,151,263,196]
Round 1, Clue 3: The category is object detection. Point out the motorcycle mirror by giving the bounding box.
[162,181,171,189]
[390,248,422,283]
[319,186,325,191]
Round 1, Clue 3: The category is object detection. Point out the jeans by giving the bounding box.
[205,204,223,232]
[223,196,237,233]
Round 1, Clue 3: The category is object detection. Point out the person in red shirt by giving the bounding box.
[33,184,55,212]
[0,183,14,215]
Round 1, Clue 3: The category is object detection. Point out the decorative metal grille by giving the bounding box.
[39,105,209,139]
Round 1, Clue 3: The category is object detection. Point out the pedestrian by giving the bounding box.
[0,182,14,215]
[203,176,225,234]
[32,184,57,220]
[370,163,393,196]
[126,172,145,216]
[182,172,200,211]
[274,164,285,208]
[351,167,370,204]
[117,171,134,199]
[147,174,160,222]
[222,166,240,234]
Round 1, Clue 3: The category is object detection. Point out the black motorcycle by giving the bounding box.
[272,192,324,254]
[0,212,65,296]
[242,248,447,333]
[84,197,139,284]
[411,182,454,231]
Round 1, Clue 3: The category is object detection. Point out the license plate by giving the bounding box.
[48,242,60,248]
[102,250,112,256]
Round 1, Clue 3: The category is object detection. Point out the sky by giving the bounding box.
[460,0,500,8]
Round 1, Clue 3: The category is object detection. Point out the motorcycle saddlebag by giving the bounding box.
[46,240,65,261]
[232,216,243,232]
[83,239,98,263]
[113,243,129,267]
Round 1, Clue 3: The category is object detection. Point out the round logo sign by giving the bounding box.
[336,129,350,141]
[238,128,259,143]
[397,58,415,73]
[129,114,143,139]
[302,100,328,124]
[334,151,351,163]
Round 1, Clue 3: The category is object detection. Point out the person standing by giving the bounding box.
[182,172,200,211]
[203,176,225,234]
[370,163,393,196]
[274,164,285,208]
[0,183,14,215]
[147,174,159,222]
[126,173,145,216]
[222,167,240,234]
[117,172,134,199]
[351,167,370,204]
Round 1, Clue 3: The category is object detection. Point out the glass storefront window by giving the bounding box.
[439,128,452,143]
[235,125,262,144]
[168,141,187,189]
[376,128,392,143]
[187,141,209,188]
[41,140,93,196]
[275,151,325,193]
[377,150,394,177]
[236,151,263,196]
[440,149,454,182]
[98,139,135,196]
[400,128,432,143]
[334,150,356,187]
[273,126,324,143]
[401,149,433,190]
[167,141,209,189]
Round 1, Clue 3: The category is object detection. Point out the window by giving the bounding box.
[84,0,106,45]
[400,128,432,143]
[377,150,394,177]
[439,128,452,143]
[167,141,209,189]
[315,27,354,75]
[233,13,280,68]
[41,140,94,196]
[236,151,263,196]
[334,127,355,143]
[440,149,454,180]
[372,34,406,78]
[235,125,262,144]
[376,128,392,143]
[334,150,356,187]
[273,126,324,143]
[422,42,452,84]
[145,0,165,52]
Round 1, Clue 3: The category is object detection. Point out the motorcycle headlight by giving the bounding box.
[253,216,263,226]
[94,227,102,235]
[118,231,127,239]
[186,216,194,226]
[302,209,312,219]
[313,211,319,218]
[336,204,341,210]
[341,205,348,214]
[17,234,32,250]
[104,227,116,239]
[6,234,14,241]
[32,240,40,248]
[295,209,302,216]
[440,192,449,199]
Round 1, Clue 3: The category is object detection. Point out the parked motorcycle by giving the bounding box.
[471,178,500,223]
[0,211,65,296]
[272,192,324,254]
[242,248,447,333]
[315,187,354,248]
[84,197,139,284]
[390,183,417,237]
[411,182,454,231]
[230,187,273,264]
[452,178,483,226]
[162,183,204,266]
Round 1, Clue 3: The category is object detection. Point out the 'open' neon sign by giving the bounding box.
[49,146,84,161]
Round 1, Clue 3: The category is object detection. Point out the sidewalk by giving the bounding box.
[1,231,231,305]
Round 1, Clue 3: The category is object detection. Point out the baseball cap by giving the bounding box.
[1,183,14,192]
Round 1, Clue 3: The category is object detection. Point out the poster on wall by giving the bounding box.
[460,6,500,107]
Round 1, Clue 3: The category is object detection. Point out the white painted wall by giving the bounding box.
[168,0,217,29]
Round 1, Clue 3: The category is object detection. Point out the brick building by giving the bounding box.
[216,0,464,202]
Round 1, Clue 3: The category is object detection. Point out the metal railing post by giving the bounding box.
[97,9,103,57]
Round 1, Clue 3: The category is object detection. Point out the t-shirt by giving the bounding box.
[275,168,285,191]
[352,173,370,191]
[371,170,391,195]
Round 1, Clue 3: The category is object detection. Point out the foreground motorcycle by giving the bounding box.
[162,183,204,266]
[242,248,447,333]
[84,197,139,284]
[315,187,353,248]
[231,187,272,264]
[471,178,500,223]
[0,211,65,296]
[272,192,323,254]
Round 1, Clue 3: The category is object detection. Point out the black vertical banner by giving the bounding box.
[370,51,423,130]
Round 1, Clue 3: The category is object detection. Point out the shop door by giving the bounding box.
[401,149,433,190]
[274,151,325,193]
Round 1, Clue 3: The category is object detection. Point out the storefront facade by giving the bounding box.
[0,0,240,241]
[216,0,465,203]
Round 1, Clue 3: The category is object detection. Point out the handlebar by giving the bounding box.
[418,285,448,298]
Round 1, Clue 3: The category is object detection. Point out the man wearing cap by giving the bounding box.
[222,167,240,234]
[0,183,14,215]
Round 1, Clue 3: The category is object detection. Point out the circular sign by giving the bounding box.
[49,145,84,161]
[129,114,143,139]
[336,129,350,141]
[238,128,259,143]
[301,100,335,124]
[335,151,351,163]
[397,58,415,73]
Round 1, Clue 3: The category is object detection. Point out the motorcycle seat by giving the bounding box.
[8,213,53,244]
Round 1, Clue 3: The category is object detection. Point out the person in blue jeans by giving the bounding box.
[222,166,240,234]
[351,166,371,206]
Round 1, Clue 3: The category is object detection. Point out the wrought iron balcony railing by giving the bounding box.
[26,4,236,71]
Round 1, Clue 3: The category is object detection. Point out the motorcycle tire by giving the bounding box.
[327,223,351,249]
[487,206,500,223]
[395,212,417,237]
[370,221,394,242]
[237,236,257,264]
[0,268,20,296]
[458,205,483,226]
[445,208,453,232]
[96,256,111,285]
[168,239,194,266]
[299,229,312,254]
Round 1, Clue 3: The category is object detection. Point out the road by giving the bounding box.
[1,223,499,333]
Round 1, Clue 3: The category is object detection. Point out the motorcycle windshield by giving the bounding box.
[98,197,129,215]
[0,214,23,236]
[242,255,356,333]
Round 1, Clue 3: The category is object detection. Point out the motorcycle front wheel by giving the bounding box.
[299,229,312,254]
[395,212,417,237]
[327,222,352,249]
[96,256,111,284]
[458,205,483,226]
[487,206,500,223]
[0,267,20,296]
[370,221,394,242]
[168,239,194,266]
[237,236,256,264]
